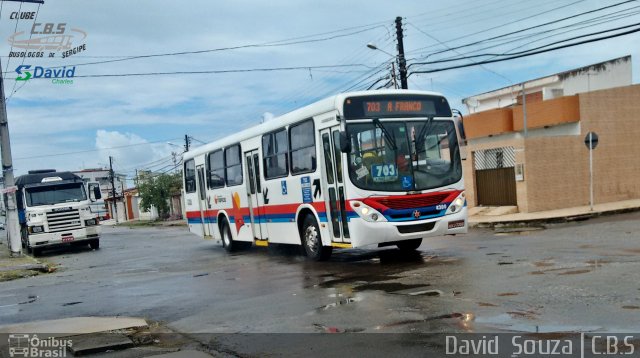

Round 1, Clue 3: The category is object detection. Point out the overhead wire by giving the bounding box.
[408,24,640,75]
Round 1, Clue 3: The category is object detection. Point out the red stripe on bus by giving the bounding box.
[186,201,327,218]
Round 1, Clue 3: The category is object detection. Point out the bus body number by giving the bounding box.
[372,164,397,183]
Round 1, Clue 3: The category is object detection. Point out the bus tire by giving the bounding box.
[301,215,332,261]
[396,238,422,252]
[221,220,238,253]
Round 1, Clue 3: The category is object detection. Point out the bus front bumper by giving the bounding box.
[28,226,101,248]
[345,208,468,248]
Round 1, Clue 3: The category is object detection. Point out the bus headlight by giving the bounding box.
[29,225,44,234]
[85,218,98,226]
[446,192,466,215]
[350,201,387,222]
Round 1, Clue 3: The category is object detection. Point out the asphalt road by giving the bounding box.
[1,213,639,338]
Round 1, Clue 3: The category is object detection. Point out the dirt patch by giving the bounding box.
[529,271,545,275]
[477,302,498,307]
[622,305,640,310]
[507,311,537,320]
[534,261,554,267]
[497,292,519,297]
[557,269,591,275]
[626,248,640,254]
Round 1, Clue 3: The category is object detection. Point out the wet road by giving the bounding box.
[1,212,639,335]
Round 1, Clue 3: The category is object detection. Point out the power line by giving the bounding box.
[15,137,181,160]
[406,22,513,86]
[409,21,640,68]
[409,0,636,63]
[410,4,640,65]
[3,63,378,79]
[48,24,390,70]
[407,0,588,56]
[408,24,640,75]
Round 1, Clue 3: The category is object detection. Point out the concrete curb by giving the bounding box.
[469,206,640,229]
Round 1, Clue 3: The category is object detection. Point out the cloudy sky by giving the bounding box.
[1,0,638,182]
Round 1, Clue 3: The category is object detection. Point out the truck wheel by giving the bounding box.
[89,239,100,250]
[397,238,422,252]
[301,215,332,261]
[32,247,41,257]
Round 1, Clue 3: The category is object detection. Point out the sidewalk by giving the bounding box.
[0,239,51,281]
[469,198,640,227]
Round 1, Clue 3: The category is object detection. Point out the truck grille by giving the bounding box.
[46,209,82,232]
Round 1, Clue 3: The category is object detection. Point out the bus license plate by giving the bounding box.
[62,236,74,242]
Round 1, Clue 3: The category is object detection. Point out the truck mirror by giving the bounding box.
[88,183,101,201]
[94,186,102,200]
[339,131,351,153]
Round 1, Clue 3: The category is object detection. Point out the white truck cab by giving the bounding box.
[16,170,102,256]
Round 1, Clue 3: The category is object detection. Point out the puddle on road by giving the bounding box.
[376,312,466,330]
[316,296,363,311]
[352,282,427,293]
[474,313,602,333]
[62,301,82,306]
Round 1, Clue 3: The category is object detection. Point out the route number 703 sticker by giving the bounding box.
[371,164,398,183]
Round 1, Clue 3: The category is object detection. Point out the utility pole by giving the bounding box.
[184,135,190,152]
[390,62,398,89]
[395,16,408,90]
[0,57,21,256]
[109,156,119,223]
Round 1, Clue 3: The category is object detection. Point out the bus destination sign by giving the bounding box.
[364,100,434,117]
[343,95,451,119]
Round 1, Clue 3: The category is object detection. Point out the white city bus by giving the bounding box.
[182,90,467,260]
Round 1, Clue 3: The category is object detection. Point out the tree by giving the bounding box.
[137,172,182,219]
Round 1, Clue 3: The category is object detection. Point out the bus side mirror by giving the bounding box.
[89,183,102,201]
[339,131,351,153]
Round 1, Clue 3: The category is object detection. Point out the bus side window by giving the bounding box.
[184,159,196,193]
[207,150,225,189]
[289,119,316,175]
[225,144,243,186]
[262,128,288,179]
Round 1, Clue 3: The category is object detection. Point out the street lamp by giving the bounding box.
[366,43,398,89]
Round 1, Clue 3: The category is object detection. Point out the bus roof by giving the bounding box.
[183,89,445,161]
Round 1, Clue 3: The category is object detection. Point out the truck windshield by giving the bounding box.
[346,119,462,192]
[26,183,87,207]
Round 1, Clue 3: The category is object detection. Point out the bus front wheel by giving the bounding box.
[397,238,422,252]
[301,215,332,261]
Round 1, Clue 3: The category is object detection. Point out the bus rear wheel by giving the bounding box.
[397,238,422,252]
[301,215,332,261]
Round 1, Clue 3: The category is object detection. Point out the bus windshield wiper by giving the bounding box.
[414,116,433,157]
[372,118,397,150]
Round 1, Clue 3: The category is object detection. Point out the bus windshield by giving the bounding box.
[346,119,462,192]
[26,183,87,207]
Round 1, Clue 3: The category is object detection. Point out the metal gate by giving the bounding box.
[474,147,517,206]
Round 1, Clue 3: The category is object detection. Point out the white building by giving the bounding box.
[462,55,632,114]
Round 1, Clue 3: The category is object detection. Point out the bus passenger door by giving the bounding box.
[196,165,211,237]
[320,127,350,243]
[245,150,268,244]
